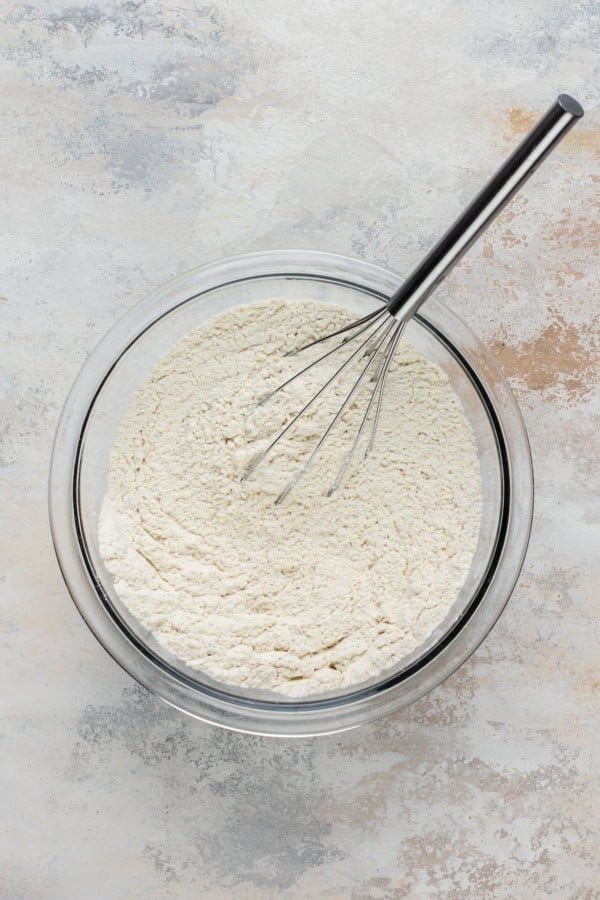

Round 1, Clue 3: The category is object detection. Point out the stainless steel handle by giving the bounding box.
[388,94,584,320]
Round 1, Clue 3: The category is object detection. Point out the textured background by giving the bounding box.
[1,1,599,897]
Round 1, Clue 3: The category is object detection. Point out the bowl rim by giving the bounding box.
[49,249,534,736]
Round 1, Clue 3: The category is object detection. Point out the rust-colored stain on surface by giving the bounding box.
[482,239,494,259]
[547,208,600,253]
[490,310,599,400]
[506,106,599,158]
[507,107,538,137]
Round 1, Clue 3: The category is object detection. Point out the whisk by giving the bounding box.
[243,94,583,503]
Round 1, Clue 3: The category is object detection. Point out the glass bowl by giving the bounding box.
[49,251,533,736]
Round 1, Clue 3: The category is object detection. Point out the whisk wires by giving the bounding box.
[241,306,402,502]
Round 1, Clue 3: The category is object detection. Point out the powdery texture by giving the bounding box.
[99,300,482,696]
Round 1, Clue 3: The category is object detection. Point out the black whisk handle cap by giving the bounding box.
[557,94,584,118]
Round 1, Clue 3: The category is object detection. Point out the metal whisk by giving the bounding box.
[243,94,583,503]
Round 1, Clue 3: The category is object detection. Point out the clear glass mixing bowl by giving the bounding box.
[49,251,533,736]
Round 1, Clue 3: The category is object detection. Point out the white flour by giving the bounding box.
[99,299,482,696]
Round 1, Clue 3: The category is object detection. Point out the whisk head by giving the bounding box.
[241,304,405,503]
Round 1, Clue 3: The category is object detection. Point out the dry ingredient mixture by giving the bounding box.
[99,299,482,696]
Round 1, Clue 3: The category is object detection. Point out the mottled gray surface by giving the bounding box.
[1,1,599,897]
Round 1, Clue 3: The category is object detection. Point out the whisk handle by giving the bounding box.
[387,94,584,321]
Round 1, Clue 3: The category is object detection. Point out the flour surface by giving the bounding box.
[99,300,482,696]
